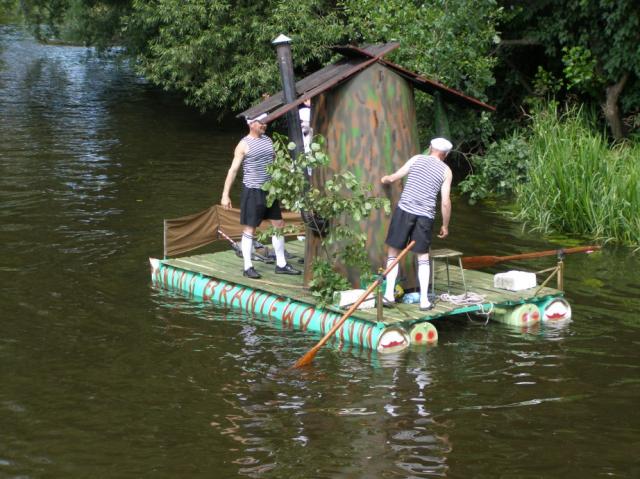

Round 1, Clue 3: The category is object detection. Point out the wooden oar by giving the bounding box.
[293,240,416,368]
[217,228,274,264]
[461,245,601,270]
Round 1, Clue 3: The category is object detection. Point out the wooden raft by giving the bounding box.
[162,239,563,326]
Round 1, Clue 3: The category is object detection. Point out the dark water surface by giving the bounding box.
[1,26,639,478]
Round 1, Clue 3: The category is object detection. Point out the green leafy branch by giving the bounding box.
[260,133,390,304]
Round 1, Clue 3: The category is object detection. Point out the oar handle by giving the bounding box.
[500,245,601,261]
[462,245,601,269]
[217,228,241,253]
[311,240,415,351]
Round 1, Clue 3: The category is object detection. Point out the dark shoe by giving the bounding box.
[381,297,395,308]
[243,267,261,279]
[275,263,302,275]
[266,249,294,260]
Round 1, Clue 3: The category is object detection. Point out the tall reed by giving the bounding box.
[515,104,640,247]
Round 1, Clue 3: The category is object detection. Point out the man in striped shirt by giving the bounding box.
[221,113,301,279]
[380,138,453,310]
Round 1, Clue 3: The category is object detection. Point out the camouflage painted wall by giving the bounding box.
[311,63,421,289]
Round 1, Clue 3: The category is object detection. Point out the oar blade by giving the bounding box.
[461,255,500,269]
[292,345,321,369]
[291,240,416,368]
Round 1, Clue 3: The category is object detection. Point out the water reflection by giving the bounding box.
[205,351,454,477]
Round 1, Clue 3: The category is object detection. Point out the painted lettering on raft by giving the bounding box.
[202,279,220,302]
[188,275,198,298]
[269,297,285,322]
[229,287,247,310]
[259,293,271,316]
[358,321,365,346]
[219,283,235,306]
[282,301,299,329]
[348,320,356,343]
[299,307,315,331]
[319,310,330,335]
[245,289,260,315]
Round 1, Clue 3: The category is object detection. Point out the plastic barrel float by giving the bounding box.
[150,258,410,353]
[491,303,541,327]
[537,296,572,322]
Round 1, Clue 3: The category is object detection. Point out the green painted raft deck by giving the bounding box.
[152,239,568,352]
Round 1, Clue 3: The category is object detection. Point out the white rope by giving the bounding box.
[438,291,487,306]
[439,291,494,320]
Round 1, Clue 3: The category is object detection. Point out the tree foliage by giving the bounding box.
[122,0,348,112]
[342,0,500,150]
[0,0,19,22]
[15,0,499,138]
[342,0,498,101]
[261,134,390,304]
[458,131,530,204]
[495,0,640,139]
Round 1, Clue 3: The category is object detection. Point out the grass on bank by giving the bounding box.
[516,106,639,247]
[461,104,640,248]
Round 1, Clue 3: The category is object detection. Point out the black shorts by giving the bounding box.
[240,187,283,227]
[385,207,434,254]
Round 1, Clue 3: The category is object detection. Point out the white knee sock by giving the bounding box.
[418,259,431,307]
[241,233,253,270]
[272,235,287,268]
[384,256,398,301]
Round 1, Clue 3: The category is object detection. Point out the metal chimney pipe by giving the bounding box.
[272,34,305,162]
[273,34,313,286]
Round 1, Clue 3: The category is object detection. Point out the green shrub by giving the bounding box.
[459,132,530,204]
[461,103,639,247]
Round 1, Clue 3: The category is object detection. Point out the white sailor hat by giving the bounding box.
[247,113,268,125]
[430,137,453,152]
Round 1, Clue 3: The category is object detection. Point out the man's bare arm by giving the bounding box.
[221,141,246,209]
[437,168,453,239]
[381,157,416,184]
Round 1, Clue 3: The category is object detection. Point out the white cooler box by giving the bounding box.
[493,270,537,291]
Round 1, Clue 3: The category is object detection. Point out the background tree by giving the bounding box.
[341,0,500,154]
[122,0,348,113]
[494,0,640,140]
[14,0,499,147]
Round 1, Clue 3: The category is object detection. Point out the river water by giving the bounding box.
[1,26,638,478]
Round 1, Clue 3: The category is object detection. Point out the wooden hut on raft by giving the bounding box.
[240,40,495,288]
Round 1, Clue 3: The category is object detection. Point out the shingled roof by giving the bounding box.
[239,42,495,123]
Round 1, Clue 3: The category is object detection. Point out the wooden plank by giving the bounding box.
[240,43,401,120]
[240,58,370,120]
[332,42,400,59]
[260,56,381,124]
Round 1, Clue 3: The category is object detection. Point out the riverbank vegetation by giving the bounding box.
[2,0,638,245]
[517,106,639,247]
[462,104,640,247]
[6,0,500,147]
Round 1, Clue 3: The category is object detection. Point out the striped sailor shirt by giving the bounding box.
[397,154,447,219]
[242,134,274,188]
